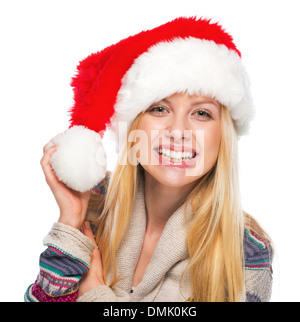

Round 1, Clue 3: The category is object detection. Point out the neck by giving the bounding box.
[143,170,194,238]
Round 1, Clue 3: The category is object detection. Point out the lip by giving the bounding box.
[152,147,199,168]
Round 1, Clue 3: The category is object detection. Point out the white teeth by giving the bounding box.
[158,148,194,160]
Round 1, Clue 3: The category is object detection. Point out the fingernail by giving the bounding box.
[84,221,90,229]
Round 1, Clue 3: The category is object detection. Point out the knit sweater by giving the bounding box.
[25,171,273,302]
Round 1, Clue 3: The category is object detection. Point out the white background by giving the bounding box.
[1,0,299,302]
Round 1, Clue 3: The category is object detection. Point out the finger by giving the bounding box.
[40,144,57,172]
[82,221,97,246]
[43,143,48,154]
[41,143,57,165]
[43,139,56,153]
[40,144,59,185]
[90,241,103,274]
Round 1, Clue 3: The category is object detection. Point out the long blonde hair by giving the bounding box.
[89,105,264,301]
[183,105,245,301]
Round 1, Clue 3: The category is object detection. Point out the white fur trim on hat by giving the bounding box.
[111,37,254,146]
[46,126,107,192]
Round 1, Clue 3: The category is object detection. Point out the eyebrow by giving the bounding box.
[191,99,220,109]
[160,98,171,104]
[151,98,220,109]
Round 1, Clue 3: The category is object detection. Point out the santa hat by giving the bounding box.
[47,17,254,192]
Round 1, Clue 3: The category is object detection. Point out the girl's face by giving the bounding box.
[135,92,222,188]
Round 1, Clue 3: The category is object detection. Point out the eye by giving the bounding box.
[147,106,168,115]
[193,110,211,119]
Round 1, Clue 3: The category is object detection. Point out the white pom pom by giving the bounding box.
[46,126,107,192]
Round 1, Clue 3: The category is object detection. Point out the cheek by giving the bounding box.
[137,116,163,138]
[135,117,157,163]
[137,116,166,151]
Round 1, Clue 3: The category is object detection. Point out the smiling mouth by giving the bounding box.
[154,147,198,163]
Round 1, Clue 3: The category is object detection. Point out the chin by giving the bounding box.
[142,164,201,188]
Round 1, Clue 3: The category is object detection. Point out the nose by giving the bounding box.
[165,115,192,144]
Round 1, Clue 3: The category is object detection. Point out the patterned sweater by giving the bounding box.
[25,172,273,302]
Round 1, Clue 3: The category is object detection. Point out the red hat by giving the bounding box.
[47,17,254,192]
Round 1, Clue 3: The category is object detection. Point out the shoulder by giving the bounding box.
[243,212,273,268]
[86,171,111,222]
[244,227,273,269]
[243,216,274,302]
[91,171,111,196]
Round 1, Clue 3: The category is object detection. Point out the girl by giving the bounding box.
[25,17,273,302]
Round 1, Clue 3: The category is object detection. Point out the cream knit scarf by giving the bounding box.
[80,170,194,302]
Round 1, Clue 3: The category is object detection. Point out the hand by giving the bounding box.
[78,221,105,297]
[40,143,90,230]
